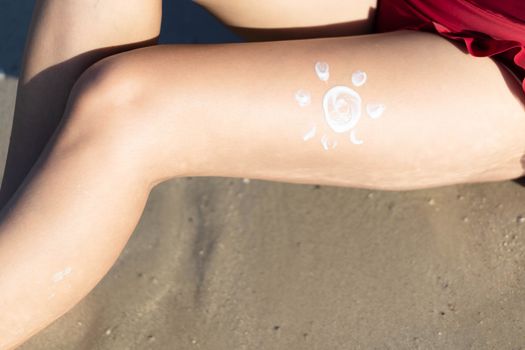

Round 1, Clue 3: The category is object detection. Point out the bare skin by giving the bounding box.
[1,1,524,348]
[0,0,162,209]
[196,0,378,39]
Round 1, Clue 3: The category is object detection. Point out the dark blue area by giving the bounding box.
[0,0,242,77]
[0,0,35,75]
[160,0,242,44]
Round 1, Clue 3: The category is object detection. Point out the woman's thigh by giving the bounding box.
[82,30,525,189]
[193,0,378,39]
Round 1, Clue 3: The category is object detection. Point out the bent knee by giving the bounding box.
[68,51,158,130]
[57,51,161,160]
[68,53,145,121]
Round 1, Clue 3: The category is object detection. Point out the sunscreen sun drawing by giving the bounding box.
[295,61,386,149]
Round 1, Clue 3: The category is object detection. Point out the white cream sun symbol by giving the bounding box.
[295,61,385,149]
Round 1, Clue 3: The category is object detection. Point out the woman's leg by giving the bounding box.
[195,0,378,40]
[0,0,162,209]
[1,30,524,348]
[108,31,523,189]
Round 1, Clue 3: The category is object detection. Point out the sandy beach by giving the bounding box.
[2,1,525,349]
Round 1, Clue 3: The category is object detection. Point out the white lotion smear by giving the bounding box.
[303,124,317,141]
[52,266,73,283]
[320,135,337,150]
[350,130,364,145]
[320,135,330,150]
[315,62,330,82]
[323,85,362,133]
[297,63,378,148]
[366,103,385,119]
[295,89,311,107]
[352,70,367,87]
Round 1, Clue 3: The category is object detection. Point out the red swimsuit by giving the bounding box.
[374,0,525,97]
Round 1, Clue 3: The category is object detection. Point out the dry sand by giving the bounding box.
[2,1,525,349]
[2,73,525,349]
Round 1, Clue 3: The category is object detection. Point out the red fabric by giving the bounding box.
[374,0,525,96]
